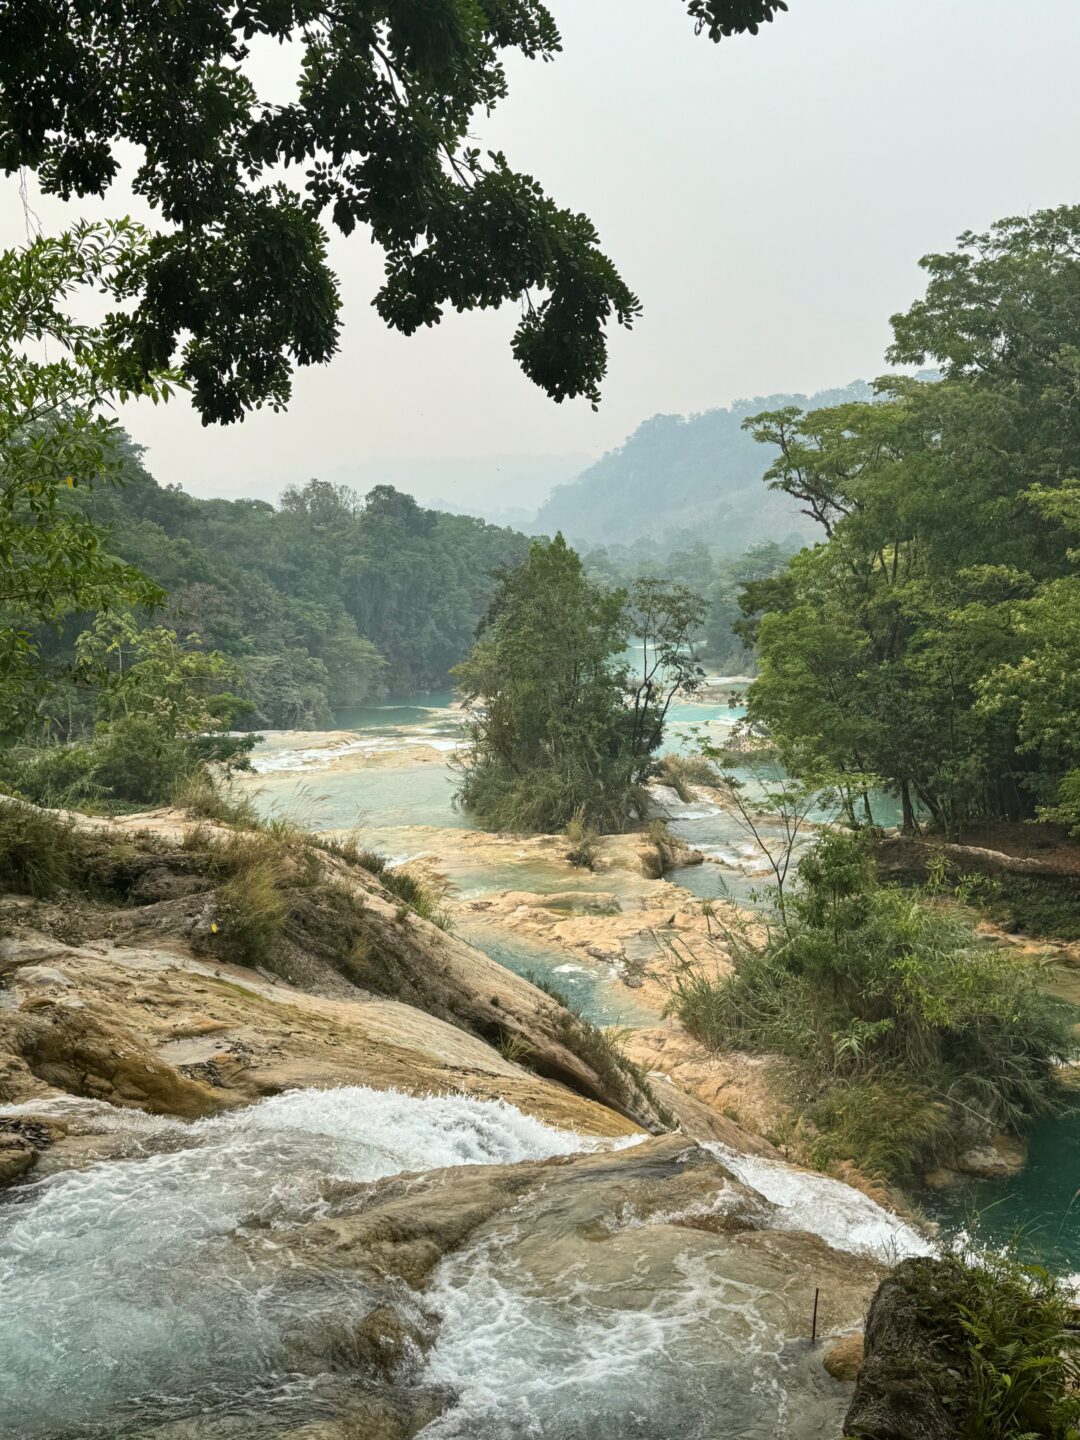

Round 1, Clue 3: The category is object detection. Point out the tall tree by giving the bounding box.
[0,2,788,423]
[0,220,176,738]
[739,207,1080,837]
[453,533,705,832]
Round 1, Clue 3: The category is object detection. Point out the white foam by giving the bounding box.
[0,1088,626,1436]
[416,1241,830,1439]
[706,1144,932,1261]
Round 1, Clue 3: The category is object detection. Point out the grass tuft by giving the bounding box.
[0,798,76,897]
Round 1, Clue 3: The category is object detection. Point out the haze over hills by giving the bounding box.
[534,381,874,551]
[322,452,589,530]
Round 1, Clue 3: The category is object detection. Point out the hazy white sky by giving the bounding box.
[4,0,1080,509]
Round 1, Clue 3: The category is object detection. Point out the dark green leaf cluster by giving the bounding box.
[0,3,790,419]
[686,0,788,41]
[739,206,1080,838]
[864,1254,1080,1440]
[0,222,178,740]
[452,533,706,832]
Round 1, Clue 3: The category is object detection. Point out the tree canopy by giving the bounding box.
[453,533,705,832]
[0,220,177,739]
[738,206,1080,838]
[0,1,788,423]
[48,458,534,728]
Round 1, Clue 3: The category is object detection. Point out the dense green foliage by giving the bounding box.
[584,536,796,669]
[42,459,532,729]
[0,2,786,422]
[671,832,1074,1177]
[879,1255,1080,1440]
[5,614,255,809]
[0,222,178,741]
[535,382,872,550]
[740,208,1080,838]
[21,455,532,748]
[453,534,705,832]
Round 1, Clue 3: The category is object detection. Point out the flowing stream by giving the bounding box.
[0,1087,927,1439]
[240,692,1080,1274]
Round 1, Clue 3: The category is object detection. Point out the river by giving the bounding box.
[240,690,1080,1277]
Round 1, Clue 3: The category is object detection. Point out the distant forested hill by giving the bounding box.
[68,442,531,723]
[535,381,874,549]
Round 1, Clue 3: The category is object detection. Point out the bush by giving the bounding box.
[200,831,291,967]
[874,1253,1080,1440]
[0,799,76,897]
[952,1253,1080,1438]
[807,1079,952,1177]
[564,806,600,869]
[455,747,650,836]
[658,753,721,801]
[378,864,453,931]
[169,771,260,828]
[669,831,1075,1176]
[965,872,1080,943]
[4,719,256,812]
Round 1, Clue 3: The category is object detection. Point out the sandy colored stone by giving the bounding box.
[823,1332,864,1382]
[0,1132,35,1185]
[955,1132,1027,1179]
[0,926,640,1138]
[623,1024,793,1140]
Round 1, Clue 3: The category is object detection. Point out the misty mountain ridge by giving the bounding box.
[535,380,875,551]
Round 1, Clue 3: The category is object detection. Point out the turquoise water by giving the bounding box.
[243,692,1080,1273]
[920,1104,1080,1274]
[336,692,458,731]
[252,761,465,839]
[457,921,656,1027]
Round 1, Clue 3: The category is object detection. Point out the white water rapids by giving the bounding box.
[0,1086,925,1439]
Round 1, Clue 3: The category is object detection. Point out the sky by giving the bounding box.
[4,0,1080,513]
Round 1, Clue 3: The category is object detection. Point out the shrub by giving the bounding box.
[879,1253,1080,1440]
[4,719,256,812]
[669,831,1075,1176]
[965,872,1080,943]
[658,753,721,801]
[379,864,453,931]
[952,1253,1080,1438]
[170,771,260,828]
[201,831,291,967]
[807,1078,952,1177]
[564,806,600,869]
[0,799,76,897]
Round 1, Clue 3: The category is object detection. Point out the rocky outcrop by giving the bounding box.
[277,1135,886,1438]
[843,1258,967,1440]
[4,999,220,1118]
[924,1132,1028,1187]
[0,928,643,1158]
[0,802,680,1135]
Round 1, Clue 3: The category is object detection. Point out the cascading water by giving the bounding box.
[706,1143,933,1262]
[0,1088,623,1439]
[1,1085,930,1440]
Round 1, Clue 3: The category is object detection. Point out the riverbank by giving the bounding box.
[0,794,936,1439]
[232,698,1080,1270]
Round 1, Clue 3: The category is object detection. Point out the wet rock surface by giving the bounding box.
[0,799,936,1439]
[843,1258,967,1440]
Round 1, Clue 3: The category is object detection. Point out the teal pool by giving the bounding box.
[919,1102,1080,1275]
